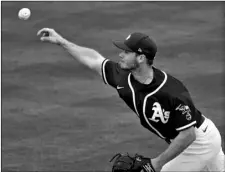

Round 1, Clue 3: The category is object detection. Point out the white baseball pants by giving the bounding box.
[161,117,225,172]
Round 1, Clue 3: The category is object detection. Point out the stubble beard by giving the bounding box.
[119,61,139,71]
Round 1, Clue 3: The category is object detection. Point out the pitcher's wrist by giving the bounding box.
[58,37,67,46]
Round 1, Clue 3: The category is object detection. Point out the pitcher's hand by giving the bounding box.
[37,28,63,44]
[150,158,163,172]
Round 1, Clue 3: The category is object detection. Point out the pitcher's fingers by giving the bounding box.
[40,36,50,42]
[37,28,46,36]
[37,28,51,36]
[43,32,49,37]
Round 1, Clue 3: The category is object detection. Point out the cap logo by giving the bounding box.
[138,48,142,52]
[126,34,131,40]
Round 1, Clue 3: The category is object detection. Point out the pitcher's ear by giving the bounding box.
[137,54,146,63]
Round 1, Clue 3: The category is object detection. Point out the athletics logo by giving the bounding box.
[148,102,170,124]
[176,104,192,120]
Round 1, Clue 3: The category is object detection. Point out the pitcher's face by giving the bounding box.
[118,51,139,70]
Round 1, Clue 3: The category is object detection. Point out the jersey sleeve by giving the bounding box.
[172,96,197,131]
[101,59,125,89]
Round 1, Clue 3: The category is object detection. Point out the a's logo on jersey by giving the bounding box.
[148,102,170,124]
[176,104,192,120]
[126,34,131,40]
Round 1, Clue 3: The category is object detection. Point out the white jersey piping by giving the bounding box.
[176,121,196,131]
[142,70,168,139]
[128,73,140,118]
[102,59,109,85]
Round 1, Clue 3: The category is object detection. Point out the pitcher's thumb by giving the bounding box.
[40,37,49,42]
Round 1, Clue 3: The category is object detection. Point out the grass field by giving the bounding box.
[1,2,225,171]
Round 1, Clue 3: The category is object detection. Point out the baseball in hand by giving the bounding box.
[18,8,31,20]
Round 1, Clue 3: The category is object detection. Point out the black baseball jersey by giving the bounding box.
[101,59,203,143]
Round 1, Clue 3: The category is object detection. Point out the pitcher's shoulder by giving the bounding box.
[154,68,190,97]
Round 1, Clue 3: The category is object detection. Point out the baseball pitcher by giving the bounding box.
[37,28,225,172]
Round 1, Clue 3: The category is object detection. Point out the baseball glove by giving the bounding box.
[109,153,155,172]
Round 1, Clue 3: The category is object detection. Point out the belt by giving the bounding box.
[196,115,205,128]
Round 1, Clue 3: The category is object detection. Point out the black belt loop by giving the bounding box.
[165,138,171,144]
